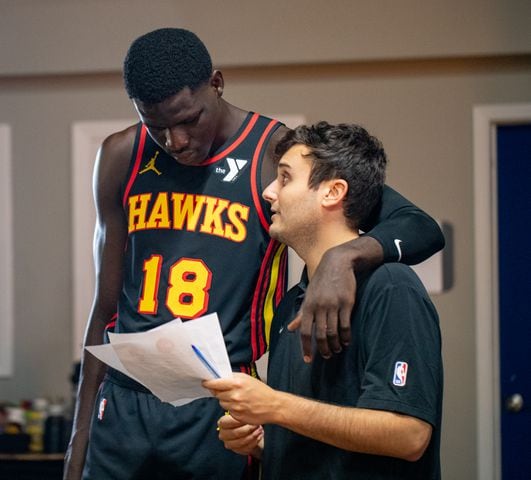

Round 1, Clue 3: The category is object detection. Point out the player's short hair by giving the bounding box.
[123,28,213,104]
[275,122,387,229]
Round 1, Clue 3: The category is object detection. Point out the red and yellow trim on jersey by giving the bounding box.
[250,118,280,231]
[199,113,260,166]
[250,240,287,360]
[247,116,284,359]
[238,362,259,379]
[105,313,118,330]
[123,125,148,208]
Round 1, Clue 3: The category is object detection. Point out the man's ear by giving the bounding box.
[211,70,224,97]
[321,179,348,207]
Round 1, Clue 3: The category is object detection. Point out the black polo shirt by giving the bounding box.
[263,263,443,480]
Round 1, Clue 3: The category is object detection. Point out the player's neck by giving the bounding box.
[211,101,249,153]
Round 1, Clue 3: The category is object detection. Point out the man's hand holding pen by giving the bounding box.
[203,373,277,425]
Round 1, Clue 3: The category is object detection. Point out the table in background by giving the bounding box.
[0,453,64,480]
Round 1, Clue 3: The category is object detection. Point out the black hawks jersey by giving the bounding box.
[117,112,288,366]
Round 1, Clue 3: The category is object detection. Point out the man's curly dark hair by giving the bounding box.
[275,122,387,230]
[123,28,213,104]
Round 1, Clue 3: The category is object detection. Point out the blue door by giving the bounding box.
[497,123,531,479]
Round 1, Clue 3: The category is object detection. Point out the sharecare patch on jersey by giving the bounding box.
[98,398,107,421]
[393,361,408,386]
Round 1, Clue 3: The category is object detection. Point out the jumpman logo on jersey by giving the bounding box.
[139,151,162,176]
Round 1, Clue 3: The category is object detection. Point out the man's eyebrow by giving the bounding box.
[277,161,292,170]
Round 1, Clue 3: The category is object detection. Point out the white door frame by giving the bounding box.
[71,120,135,358]
[473,102,531,480]
[0,125,13,377]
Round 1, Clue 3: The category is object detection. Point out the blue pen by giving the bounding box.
[192,344,221,379]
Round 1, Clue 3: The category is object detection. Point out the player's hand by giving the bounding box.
[216,413,264,458]
[289,242,355,362]
[289,236,383,362]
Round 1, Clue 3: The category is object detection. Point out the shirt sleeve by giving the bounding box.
[361,185,445,265]
[356,267,443,427]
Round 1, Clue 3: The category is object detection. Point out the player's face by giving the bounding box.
[263,145,321,249]
[133,78,222,166]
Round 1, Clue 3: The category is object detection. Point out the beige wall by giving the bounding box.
[0,1,530,479]
[2,0,531,74]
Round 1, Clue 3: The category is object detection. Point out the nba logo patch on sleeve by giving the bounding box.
[393,361,408,386]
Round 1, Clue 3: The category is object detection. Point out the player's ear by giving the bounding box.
[321,179,348,207]
[211,70,224,97]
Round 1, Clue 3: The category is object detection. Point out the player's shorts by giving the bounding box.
[82,370,257,479]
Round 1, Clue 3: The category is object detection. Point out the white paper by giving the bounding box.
[86,313,232,406]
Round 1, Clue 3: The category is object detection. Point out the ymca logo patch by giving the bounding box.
[393,361,408,386]
[215,157,249,182]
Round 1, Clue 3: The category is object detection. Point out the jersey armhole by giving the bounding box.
[122,123,147,208]
[251,119,283,232]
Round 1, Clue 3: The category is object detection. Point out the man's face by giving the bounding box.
[263,144,321,248]
[133,81,221,166]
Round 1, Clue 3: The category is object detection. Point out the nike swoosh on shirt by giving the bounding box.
[394,239,403,262]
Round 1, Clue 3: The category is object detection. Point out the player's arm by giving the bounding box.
[64,127,134,480]
[361,185,445,265]
[205,374,432,462]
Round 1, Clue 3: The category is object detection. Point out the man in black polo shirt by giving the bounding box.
[205,121,443,480]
